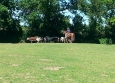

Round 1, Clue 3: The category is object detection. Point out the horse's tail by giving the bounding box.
[71,33,75,43]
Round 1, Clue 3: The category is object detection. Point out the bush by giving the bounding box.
[106,38,112,44]
[99,38,112,44]
[99,38,107,44]
[19,27,29,43]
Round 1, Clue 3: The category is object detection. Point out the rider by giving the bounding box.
[65,27,70,38]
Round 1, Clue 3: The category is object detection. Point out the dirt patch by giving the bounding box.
[44,67,64,71]
[12,64,20,67]
[100,74,108,77]
[40,59,53,62]
[8,54,19,57]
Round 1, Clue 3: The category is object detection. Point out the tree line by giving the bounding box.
[0,0,115,43]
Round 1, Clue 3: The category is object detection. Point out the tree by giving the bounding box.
[67,0,115,43]
[19,0,71,37]
[105,0,115,42]
[0,0,22,43]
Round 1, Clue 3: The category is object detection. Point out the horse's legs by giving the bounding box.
[68,39,72,43]
[65,38,68,43]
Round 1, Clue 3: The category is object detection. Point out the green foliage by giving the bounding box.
[109,16,115,25]
[19,0,70,36]
[99,38,112,44]
[0,4,9,27]
[20,27,29,43]
[99,38,108,44]
[0,0,22,43]
[107,38,112,44]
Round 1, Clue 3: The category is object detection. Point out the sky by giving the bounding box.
[62,0,89,25]
[63,9,89,25]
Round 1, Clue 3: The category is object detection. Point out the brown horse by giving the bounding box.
[63,30,75,43]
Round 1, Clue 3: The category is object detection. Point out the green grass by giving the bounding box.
[0,43,115,83]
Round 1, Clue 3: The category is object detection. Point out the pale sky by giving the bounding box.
[63,9,89,25]
[62,0,89,25]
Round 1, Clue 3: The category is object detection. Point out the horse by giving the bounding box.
[62,30,75,43]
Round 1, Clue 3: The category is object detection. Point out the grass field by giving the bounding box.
[0,43,115,83]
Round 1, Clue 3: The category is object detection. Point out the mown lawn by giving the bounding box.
[0,43,115,83]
